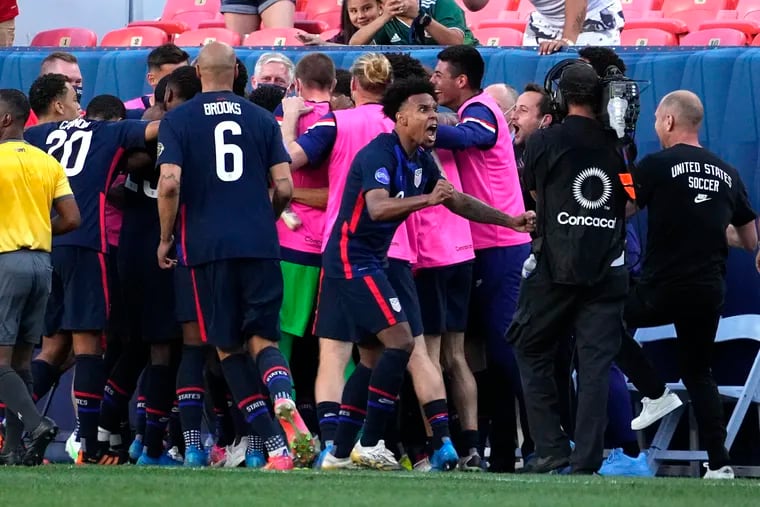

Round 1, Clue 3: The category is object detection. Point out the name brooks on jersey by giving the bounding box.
[203,101,242,116]
[670,161,733,191]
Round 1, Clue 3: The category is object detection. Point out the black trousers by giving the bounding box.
[507,264,628,472]
[615,281,731,468]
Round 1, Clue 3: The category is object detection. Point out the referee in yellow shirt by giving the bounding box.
[0,89,80,466]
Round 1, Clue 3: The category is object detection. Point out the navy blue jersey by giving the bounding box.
[25,118,148,252]
[121,155,160,251]
[323,132,442,279]
[157,91,290,266]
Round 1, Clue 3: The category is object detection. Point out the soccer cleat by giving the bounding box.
[430,438,459,471]
[320,451,357,470]
[65,430,81,462]
[314,443,333,469]
[184,445,208,467]
[209,445,227,467]
[597,449,654,477]
[399,453,413,471]
[703,463,735,479]
[413,456,432,472]
[458,450,485,472]
[128,437,143,463]
[263,450,294,471]
[350,440,401,471]
[245,450,266,469]
[631,389,683,431]
[274,398,316,467]
[22,417,58,466]
[224,436,248,468]
[136,451,183,467]
[167,446,184,463]
[0,450,20,466]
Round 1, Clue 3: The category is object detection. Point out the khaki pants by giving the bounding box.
[0,19,15,47]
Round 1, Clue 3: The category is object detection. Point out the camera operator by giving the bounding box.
[507,61,629,474]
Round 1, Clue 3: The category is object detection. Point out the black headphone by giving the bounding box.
[543,59,597,121]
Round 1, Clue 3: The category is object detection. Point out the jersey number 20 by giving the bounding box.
[46,130,93,177]
[214,121,243,182]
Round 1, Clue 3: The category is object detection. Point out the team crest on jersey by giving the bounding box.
[414,168,423,188]
[156,142,164,158]
[375,167,391,185]
[389,298,402,312]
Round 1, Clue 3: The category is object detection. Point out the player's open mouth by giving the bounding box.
[426,124,437,141]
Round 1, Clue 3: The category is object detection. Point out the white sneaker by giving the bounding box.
[224,436,248,468]
[703,463,735,479]
[321,451,357,470]
[413,457,432,472]
[167,446,184,463]
[631,388,683,431]
[65,431,81,462]
[350,439,401,471]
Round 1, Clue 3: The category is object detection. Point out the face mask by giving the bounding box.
[73,85,83,104]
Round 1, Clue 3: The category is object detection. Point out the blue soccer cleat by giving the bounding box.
[430,437,459,471]
[136,450,183,467]
[128,437,143,463]
[598,448,655,477]
[245,449,266,469]
[314,443,334,469]
[184,445,208,467]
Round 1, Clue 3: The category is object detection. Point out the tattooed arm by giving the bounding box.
[270,162,294,217]
[562,0,587,43]
[157,163,181,269]
[443,191,536,233]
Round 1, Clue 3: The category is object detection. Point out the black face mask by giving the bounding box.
[73,85,83,104]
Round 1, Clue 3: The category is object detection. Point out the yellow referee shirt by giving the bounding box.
[0,140,73,253]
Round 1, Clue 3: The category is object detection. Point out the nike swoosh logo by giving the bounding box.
[694,195,712,204]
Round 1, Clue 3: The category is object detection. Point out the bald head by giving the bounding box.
[659,90,704,130]
[196,42,237,91]
[485,83,519,115]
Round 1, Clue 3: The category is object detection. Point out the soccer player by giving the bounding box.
[25,74,159,464]
[156,42,310,471]
[0,89,79,466]
[431,45,532,471]
[313,76,535,470]
[124,43,189,115]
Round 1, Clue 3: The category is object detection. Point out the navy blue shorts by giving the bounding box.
[415,261,473,335]
[191,258,283,350]
[386,259,423,338]
[174,265,198,324]
[118,245,180,344]
[314,271,407,344]
[106,246,129,340]
[44,246,109,335]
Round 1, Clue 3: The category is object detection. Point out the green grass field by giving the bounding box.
[1,466,758,507]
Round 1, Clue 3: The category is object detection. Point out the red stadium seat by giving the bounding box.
[473,26,523,45]
[661,0,734,31]
[127,20,191,37]
[737,0,760,19]
[304,0,342,30]
[319,28,341,41]
[170,10,224,29]
[30,27,97,47]
[294,19,330,33]
[621,27,679,44]
[462,0,511,29]
[128,0,222,34]
[100,27,170,47]
[478,18,528,31]
[174,27,242,46]
[698,10,760,36]
[620,0,664,12]
[197,20,226,29]
[160,0,221,19]
[245,28,307,46]
[680,27,747,44]
[623,17,689,34]
[751,31,760,42]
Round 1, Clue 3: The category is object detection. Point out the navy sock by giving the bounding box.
[206,364,235,447]
[423,399,451,450]
[360,349,410,448]
[74,354,105,454]
[177,345,205,449]
[316,401,340,448]
[169,400,183,455]
[221,354,285,456]
[144,365,173,458]
[256,346,293,403]
[99,345,145,435]
[134,369,148,438]
[334,364,372,459]
[31,359,58,402]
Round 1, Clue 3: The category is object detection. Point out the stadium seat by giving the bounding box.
[473,27,524,46]
[680,27,748,44]
[319,28,341,41]
[737,0,760,23]
[304,0,343,30]
[621,27,679,44]
[698,10,760,37]
[30,27,97,47]
[620,0,664,12]
[623,17,689,35]
[128,0,222,34]
[293,19,330,34]
[174,27,242,46]
[462,0,512,29]
[157,0,221,20]
[100,27,171,47]
[245,27,307,46]
[479,11,528,31]
[661,0,734,31]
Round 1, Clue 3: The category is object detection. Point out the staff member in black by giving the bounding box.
[507,62,630,475]
[614,90,758,480]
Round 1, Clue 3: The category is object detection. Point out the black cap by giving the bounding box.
[559,62,600,96]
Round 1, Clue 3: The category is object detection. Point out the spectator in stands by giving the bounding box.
[331,69,353,110]
[485,83,519,121]
[234,57,249,97]
[523,0,625,55]
[125,44,189,114]
[349,0,477,45]
[296,0,381,45]
[251,52,295,92]
[0,0,17,46]
[221,0,295,39]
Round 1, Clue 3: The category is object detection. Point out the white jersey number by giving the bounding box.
[124,173,158,199]
[214,121,244,182]
[46,130,93,177]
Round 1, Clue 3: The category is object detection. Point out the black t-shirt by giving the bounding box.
[632,143,757,287]
[523,116,628,286]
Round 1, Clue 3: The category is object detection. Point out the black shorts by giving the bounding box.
[191,258,283,349]
[174,265,198,324]
[44,246,109,335]
[415,261,473,335]
[314,271,407,344]
[386,259,423,338]
[106,246,129,340]
[118,245,180,344]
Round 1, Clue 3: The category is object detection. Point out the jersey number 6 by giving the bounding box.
[214,121,243,182]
